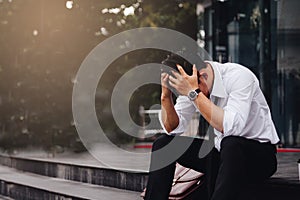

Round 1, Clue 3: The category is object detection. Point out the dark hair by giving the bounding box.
[161,53,193,75]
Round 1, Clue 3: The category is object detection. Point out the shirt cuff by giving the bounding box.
[223,108,236,136]
[158,110,184,135]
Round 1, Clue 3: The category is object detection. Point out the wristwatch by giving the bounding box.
[188,88,201,101]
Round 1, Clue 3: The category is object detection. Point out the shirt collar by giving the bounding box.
[205,61,227,98]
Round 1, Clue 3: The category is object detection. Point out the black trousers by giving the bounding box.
[144,135,277,200]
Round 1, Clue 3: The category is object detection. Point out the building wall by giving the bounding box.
[197,0,300,146]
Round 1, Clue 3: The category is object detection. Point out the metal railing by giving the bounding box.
[139,106,201,137]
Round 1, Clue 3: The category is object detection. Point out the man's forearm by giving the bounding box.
[195,92,224,133]
[161,95,179,133]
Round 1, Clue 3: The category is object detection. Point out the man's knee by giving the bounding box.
[152,134,174,151]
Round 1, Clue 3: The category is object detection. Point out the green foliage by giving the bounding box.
[0,0,196,151]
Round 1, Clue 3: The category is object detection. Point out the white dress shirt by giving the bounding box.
[160,61,280,151]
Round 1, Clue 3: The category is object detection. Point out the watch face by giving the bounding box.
[188,90,197,100]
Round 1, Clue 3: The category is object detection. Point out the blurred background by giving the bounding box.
[0,0,299,155]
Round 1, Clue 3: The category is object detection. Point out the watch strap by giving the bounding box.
[195,88,201,94]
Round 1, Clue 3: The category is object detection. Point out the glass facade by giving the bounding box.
[197,0,300,147]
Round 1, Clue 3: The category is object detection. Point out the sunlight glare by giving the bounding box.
[124,6,135,17]
[66,1,73,10]
[109,8,121,14]
[33,30,39,36]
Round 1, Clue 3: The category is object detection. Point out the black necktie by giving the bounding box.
[198,115,209,137]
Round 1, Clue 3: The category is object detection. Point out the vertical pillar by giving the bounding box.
[258,0,272,105]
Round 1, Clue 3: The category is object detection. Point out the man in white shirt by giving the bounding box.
[144,56,279,200]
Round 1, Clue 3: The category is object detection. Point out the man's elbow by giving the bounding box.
[164,123,178,133]
[219,127,224,134]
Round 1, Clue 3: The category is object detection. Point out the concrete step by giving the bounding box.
[0,154,148,192]
[0,195,14,200]
[0,165,141,200]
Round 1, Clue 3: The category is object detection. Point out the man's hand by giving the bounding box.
[160,72,179,133]
[161,72,172,99]
[168,64,199,96]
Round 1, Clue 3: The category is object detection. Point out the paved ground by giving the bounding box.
[273,152,299,181]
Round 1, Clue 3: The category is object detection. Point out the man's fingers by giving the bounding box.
[161,74,170,88]
[168,79,176,89]
[176,64,187,76]
[192,64,197,76]
[168,74,177,84]
[168,75,179,88]
[161,72,168,80]
[171,70,181,79]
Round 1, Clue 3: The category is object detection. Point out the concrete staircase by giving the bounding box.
[0,154,145,200]
[0,152,299,199]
